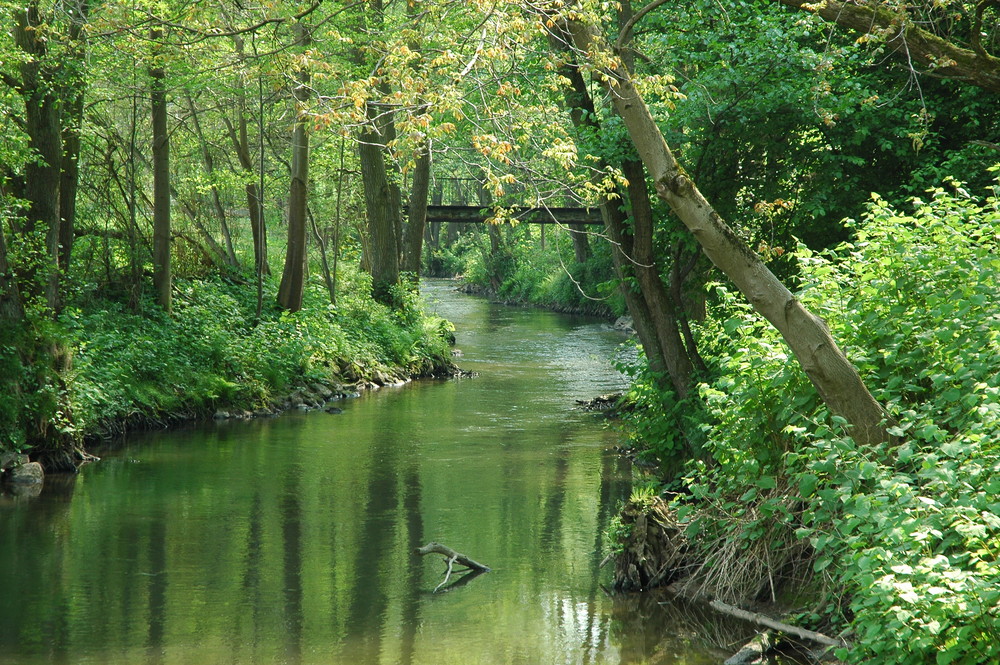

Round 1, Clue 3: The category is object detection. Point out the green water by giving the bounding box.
[0,280,727,665]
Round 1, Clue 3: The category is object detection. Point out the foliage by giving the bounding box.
[450,224,623,316]
[637,0,1000,252]
[23,265,454,444]
[623,178,1000,662]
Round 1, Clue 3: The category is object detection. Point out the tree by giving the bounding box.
[150,27,172,313]
[354,0,403,306]
[777,0,1000,94]
[277,20,312,313]
[547,16,699,404]
[562,15,895,446]
[10,0,65,312]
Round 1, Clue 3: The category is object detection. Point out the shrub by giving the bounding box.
[629,177,1000,664]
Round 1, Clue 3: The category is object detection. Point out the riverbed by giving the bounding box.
[0,279,733,665]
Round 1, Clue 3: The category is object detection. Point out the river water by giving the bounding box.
[0,280,733,665]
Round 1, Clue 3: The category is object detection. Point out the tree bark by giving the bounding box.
[277,21,311,313]
[150,27,172,313]
[414,542,491,571]
[0,223,24,322]
[359,118,401,305]
[623,159,695,400]
[402,140,431,278]
[709,599,849,649]
[15,1,63,312]
[226,32,270,277]
[567,20,895,445]
[777,0,1000,94]
[550,22,691,397]
[57,0,89,275]
[223,102,269,277]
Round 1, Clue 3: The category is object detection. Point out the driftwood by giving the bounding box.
[724,629,775,665]
[414,542,490,592]
[709,600,849,649]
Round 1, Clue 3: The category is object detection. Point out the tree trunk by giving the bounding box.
[402,140,431,279]
[59,92,82,276]
[226,32,270,277]
[223,101,269,277]
[569,224,591,263]
[57,0,89,275]
[623,159,695,400]
[359,120,401,305]
[550,23,683,395]
[567,20,894,445]
[0,223,24,323]
[308,206,336,305]
[277,21,311,313]
[184,92,238,268]
[14,1,63,312]
[150,28,172,313]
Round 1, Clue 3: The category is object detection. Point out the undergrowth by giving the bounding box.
[2,264,454,448]
[618,177,1000,664]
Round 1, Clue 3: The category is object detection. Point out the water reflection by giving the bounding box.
[0,280,726,665]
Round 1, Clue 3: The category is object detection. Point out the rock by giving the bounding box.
[6,461,43,486]
[325,406,344,414]
[613,316,635,334]
[311,382,333,399]
[451,349,464,357]
[0,452,29,471]
[213,410,230,420]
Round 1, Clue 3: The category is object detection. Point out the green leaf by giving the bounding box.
[798,473,818,497]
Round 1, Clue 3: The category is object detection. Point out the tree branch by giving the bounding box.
[617,0,672,50]
[777,0,1000,94]
[709,600,850,649]
[414,542,491,572]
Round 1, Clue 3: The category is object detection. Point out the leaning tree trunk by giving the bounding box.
[150,28,172,314]
[567,20,893,445]
[277,21,311,313]
[550,23,690,397]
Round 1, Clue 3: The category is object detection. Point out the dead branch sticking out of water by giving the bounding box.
[414,542,491,592]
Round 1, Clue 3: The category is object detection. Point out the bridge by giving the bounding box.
[415,178,603,226]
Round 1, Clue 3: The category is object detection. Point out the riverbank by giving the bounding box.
[0,273,460,481]
[604,188,1000,665]
[456,280,618,319]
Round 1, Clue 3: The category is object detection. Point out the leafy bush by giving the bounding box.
[631,178,1000,664]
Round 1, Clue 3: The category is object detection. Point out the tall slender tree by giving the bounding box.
[150,27,172,313]
[277,20,312,312]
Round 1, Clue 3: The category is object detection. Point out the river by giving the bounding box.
[0,279,736,665]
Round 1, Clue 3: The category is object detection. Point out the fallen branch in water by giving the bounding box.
[709,599,849,649]
[414,542,491,592]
